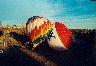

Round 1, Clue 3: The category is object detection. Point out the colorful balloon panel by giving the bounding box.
[47,22,72,51]
[26,16,52,44]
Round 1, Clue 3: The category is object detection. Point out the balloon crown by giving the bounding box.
[27,16,43,23]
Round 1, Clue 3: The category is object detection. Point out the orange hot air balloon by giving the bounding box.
[26,16,52,45]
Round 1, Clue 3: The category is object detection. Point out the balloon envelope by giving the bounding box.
[47,22,72,51]
[26,16,52,44]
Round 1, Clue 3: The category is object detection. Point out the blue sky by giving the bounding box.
[0,0,96,29]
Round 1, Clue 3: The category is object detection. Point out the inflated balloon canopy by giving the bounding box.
[26,16,52,45]
[47,22,72,51]
[26,16,72,51]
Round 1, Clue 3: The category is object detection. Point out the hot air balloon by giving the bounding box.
[47,22,72,51]
[26,16,52,48]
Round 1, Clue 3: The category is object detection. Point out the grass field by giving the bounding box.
[0,29,96,66]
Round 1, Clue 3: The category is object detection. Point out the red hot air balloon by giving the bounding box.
[47,22,72,51]
[26,16,52,48]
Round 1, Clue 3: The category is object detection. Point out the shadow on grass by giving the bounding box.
[0,46,43,66]
[0,30,3,36]
[35,39,96,66]
[10,32,30,44]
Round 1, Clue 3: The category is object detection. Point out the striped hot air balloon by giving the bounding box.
[26,16,52,47]
[47,22,72,51]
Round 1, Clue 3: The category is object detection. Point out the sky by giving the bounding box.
[0,0,96,29]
